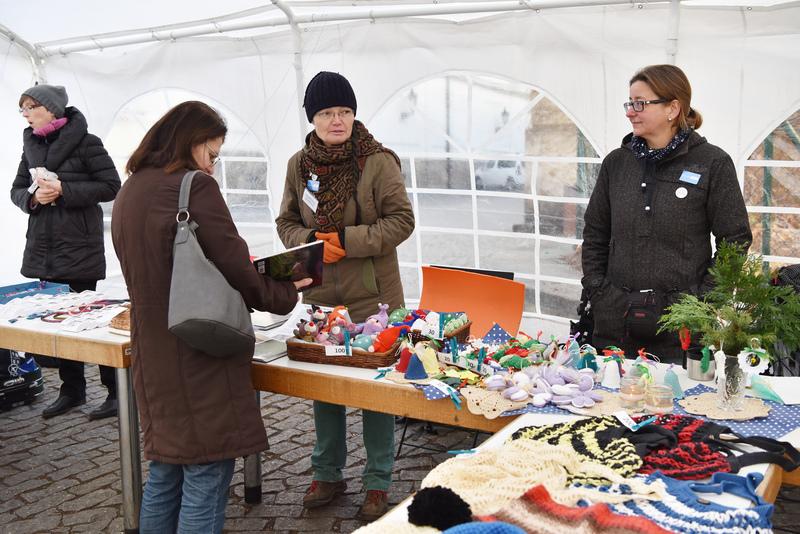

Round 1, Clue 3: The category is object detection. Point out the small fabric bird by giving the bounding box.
[664,364,684,399]
[749,374,785,404]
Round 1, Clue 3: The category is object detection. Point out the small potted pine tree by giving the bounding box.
[658,241,800,411]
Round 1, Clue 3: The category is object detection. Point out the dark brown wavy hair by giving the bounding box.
[126,101,227,175]
[630,64,703,131]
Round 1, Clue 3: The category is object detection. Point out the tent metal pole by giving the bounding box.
[37,0,650,56]
[0,24,44,81]
[666,0,681,64]
[272,0,309,143]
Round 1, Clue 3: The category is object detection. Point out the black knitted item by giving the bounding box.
[408,486,473,530]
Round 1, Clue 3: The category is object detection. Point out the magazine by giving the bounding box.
[253,240,324,291]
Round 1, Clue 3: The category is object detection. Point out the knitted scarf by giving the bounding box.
[630,128,690,162]
[299,120,400,232]
[33,117,69,138]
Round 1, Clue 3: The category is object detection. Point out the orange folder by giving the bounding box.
[418,266,525,337]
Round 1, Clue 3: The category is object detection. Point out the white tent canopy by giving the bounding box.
[2,0,799,333]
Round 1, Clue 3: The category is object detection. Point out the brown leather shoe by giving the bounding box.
[302,480,346,508]
[358,489,389,521]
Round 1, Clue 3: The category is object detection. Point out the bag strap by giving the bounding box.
[175,170,200,245]
[710,435,800,473]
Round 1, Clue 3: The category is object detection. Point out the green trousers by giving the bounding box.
[311,400,394,491]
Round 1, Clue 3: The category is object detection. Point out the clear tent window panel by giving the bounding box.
[414,158,471,190]
[370,72,601,323]
[540,281,583,318]
[477,235,535,276]
[748,213,800,258]
[539,240,583,280]
[537,161,600,198]
[748,111,800,161]
[418,193,473,229]
[475,196,533,233]
[102,88,278,277]
[744,108,800,268]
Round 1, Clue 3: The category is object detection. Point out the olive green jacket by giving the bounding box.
[276,151,415,322]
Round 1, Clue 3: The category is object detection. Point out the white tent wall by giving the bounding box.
[1,4,799,336]
[0,43,37,285]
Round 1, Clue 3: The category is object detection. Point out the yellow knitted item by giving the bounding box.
[511,416,642,485]
[421,439,664,516]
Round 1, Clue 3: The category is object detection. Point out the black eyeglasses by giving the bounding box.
[19,104,42,114]
[205,143,220,165]
[623,99,668,113]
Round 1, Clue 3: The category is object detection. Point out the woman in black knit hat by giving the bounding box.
[11,84,121,420]
[276,71,415,520]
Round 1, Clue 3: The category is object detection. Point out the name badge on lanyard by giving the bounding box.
[302,188,319,213]
[307,173,319,193]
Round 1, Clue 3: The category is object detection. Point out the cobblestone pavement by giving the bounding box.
[2,366,800,534]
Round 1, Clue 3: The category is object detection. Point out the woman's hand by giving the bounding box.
[293,278,314,290]
[33,184,60,205]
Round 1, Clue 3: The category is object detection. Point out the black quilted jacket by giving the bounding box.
[10,107,120,281]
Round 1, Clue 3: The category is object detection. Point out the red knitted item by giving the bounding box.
[632,414,734,480]
[478,485,673,534]
[639,442,732,480]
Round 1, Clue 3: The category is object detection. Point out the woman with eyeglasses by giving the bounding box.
[581,64,752,364]
[11,84,121,420]
[276,71,415,520]
[112,101,311,533]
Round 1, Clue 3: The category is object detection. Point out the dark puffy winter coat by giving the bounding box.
[582,131,752,362]
[10,107,120,281]
[112,168,299,464]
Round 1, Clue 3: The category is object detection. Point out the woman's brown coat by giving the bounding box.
[276,151,414,322]
[112,169,298,464]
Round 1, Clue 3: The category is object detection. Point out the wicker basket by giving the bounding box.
[409,320,471,346]
[286,338,402,369]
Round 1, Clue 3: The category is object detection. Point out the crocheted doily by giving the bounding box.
[678,392,770,421]
[460,386,530,419]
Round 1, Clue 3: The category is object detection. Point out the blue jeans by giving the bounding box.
[139,459,235,534]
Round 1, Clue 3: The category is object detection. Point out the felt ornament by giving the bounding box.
[396,345,413,372]
[408,486,472,531]
[415,342,441,375]
[749,374,785,404]
[388,307,408,325]
[601,356,622,389]
[404,353,428,380]
[484,374,508,391]
[498,354,533,369]
[366,303,390,328]
[664,364,684,399]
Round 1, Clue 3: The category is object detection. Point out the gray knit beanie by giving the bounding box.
[21,84,68,118]
[303,71,357,123]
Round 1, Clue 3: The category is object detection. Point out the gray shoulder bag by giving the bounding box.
[167,170,255,357]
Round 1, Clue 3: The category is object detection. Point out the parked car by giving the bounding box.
[474,159,523,191]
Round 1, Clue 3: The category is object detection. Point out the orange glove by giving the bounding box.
[315,231,346,263]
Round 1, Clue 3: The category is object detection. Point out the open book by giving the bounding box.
[253,240,324,291]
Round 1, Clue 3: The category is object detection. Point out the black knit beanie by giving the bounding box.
[21,84,68,118]
[303,71,357,122]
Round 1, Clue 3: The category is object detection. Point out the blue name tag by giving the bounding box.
[679,170,701,185]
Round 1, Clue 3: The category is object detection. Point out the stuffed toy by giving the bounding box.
[369,325,410,353]
[351,333,374,351]
[293,319,318,342]
[314,331,333,346]
[308,304,327,328]
[360,317,385,337]
[388,307,408,325]
[324,305,351,331]
[365,303,390,328]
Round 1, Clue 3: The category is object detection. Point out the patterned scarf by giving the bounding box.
[630,128,691,162]
[299,120,400,232]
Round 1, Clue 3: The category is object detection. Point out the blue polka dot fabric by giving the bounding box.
[674,384,800,440]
